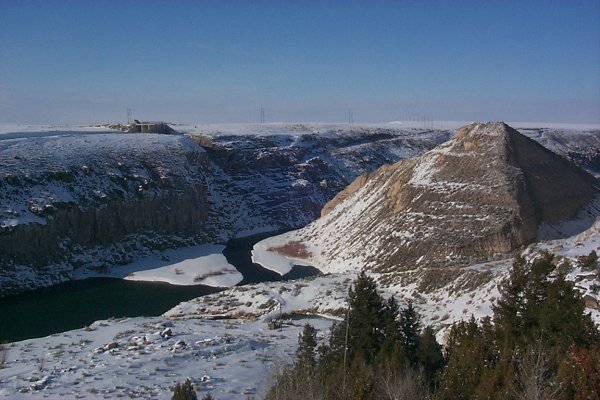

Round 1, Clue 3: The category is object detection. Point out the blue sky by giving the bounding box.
[0,0,598,124]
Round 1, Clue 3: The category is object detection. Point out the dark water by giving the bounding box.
[0,279,220,343]
[223,230,321,285]
[0,231,319,343]
[223,232,284,285]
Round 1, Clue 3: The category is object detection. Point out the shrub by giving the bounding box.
[171,378,197,400]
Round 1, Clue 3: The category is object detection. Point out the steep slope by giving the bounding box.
[520,127,600,178]
[264,122,599,286]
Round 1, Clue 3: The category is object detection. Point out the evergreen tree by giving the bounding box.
[493,254,529,348]
[266,254,599,399]
[317,321,345,373]
[266,273,440,399]
[172,378,198,400]
[440,253,599,399]
[315,322,347,399]
[346,272,386,363]
[380,296,402,356]
[296,324,318,374]
[494,253,594,353]
[399,300,421,366]
[416,326,445,389]
[438,317,488,400]
[347,356,376,400]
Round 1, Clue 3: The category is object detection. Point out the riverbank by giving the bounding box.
[74,244,243,288]
[0,231,321,342]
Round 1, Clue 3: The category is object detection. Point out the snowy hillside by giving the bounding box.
[0,312,334,399]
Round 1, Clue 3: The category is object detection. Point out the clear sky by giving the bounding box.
[0,0,599,125]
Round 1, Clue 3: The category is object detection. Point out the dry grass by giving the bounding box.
[268,241,310,259]
[193,269,225,282]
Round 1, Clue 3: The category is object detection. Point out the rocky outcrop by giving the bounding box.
[0,186,207,266]
[275,122,599,283]
[0,132,212,296]
[505,127,596,229]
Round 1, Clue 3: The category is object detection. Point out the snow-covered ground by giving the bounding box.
[0,126,204,229]
[0,314,334,399]
[251,242,314,276]
[252,220,600,332]
[75,244,242,287]
[0,124,118,137]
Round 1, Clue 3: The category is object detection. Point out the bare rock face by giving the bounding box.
[289,122,599,278]
[0,186,208,266]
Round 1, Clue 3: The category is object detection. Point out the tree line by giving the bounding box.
[266,254,599,400]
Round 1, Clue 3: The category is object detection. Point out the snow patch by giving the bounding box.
[76,244,242,287]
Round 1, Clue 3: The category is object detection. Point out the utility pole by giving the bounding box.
[342,299,350,394]
[260,107,265,124]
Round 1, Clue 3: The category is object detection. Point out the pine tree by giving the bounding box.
[315,322,347,400]
[380,296,402,356]
[493,254,529,348]
[295,324,318,376]
[416,326,445,389]
[346,272,386,363]
[494,253,594,353]
[438,316,491,400]
[172,378,198,400]
[439,253,599,399]
[318,321,345,372]
[399,300,421,366]
[347,356,376,400]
